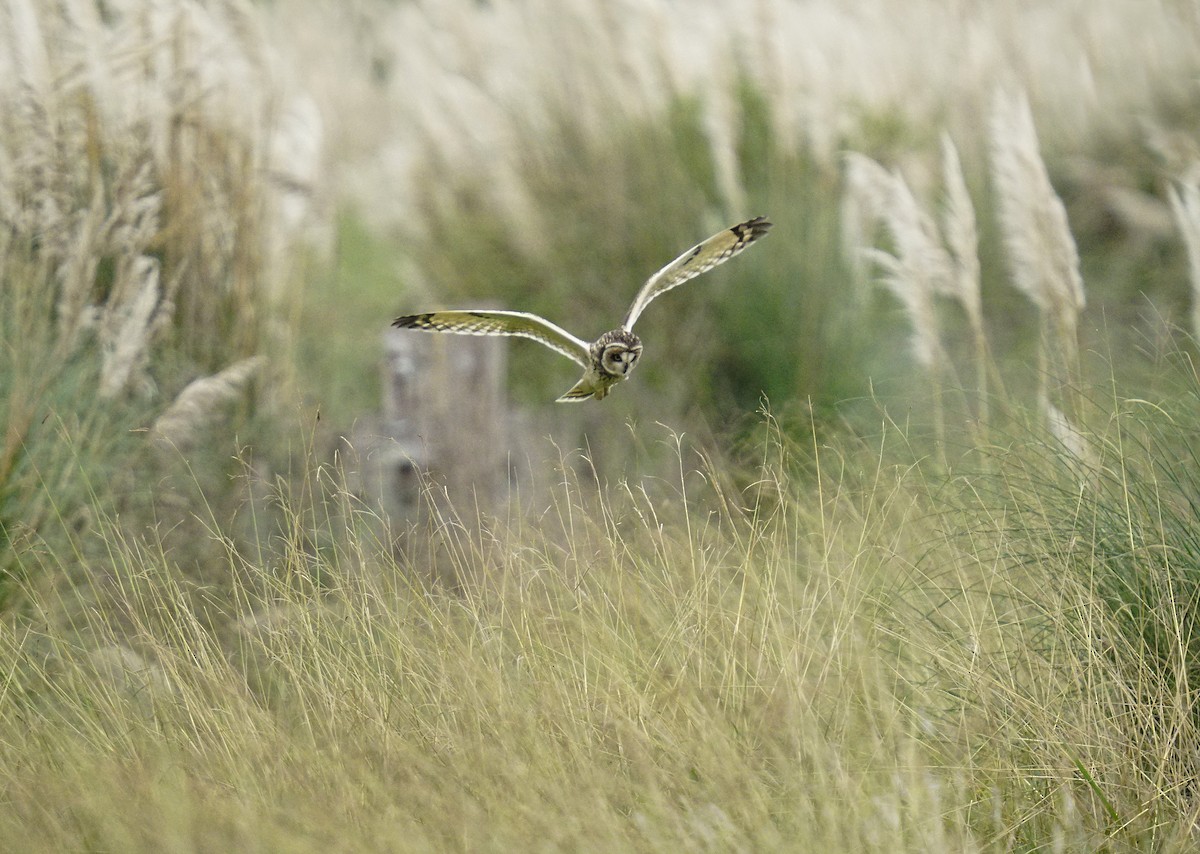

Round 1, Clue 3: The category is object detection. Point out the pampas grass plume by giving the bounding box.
[844,153,951,372]
[98,256,161,398]
[151,357,267,449]
[989,89,1085,347]
[939,133,982,334]
[1167,169,1200,342]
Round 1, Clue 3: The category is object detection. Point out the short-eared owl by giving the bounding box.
[392,216,772,402]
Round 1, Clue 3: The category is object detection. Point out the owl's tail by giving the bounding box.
[556,372,606,402]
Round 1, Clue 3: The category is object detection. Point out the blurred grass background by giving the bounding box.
[4,0,1200,850]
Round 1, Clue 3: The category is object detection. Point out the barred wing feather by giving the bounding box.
[391,310,591,368]
[621,216,772,331]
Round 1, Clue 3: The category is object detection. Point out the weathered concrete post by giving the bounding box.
[380,323,507,517]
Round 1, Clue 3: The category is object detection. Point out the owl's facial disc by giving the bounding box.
[600,342,643,377]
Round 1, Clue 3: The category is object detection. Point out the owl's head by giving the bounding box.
[595,329,643,378]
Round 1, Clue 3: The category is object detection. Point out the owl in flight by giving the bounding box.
[392,216,772,402]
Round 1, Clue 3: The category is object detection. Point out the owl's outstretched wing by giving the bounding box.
[391,310,591,368]
[621,216,772,331]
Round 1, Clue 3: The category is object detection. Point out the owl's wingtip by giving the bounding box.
[391,313,426,329]
[726,216,773,247]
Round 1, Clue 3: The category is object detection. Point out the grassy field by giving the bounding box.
[8,408,1200,851]
[5,0,1200,851]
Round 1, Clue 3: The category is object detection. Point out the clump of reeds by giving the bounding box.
[0,0,316,388]
[842,137,989,447]
[0,0,323,597]
[843,90,1097,455]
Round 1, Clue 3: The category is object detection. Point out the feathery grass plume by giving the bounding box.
[844,157,950,358]
[1042,395,1095,482]
[844,152,962,314]
[98,255,162,398]
[939,134,983,337]
[845,145,1000,445]
[150,357,267,450]
[841,152,897,284]
[939,132,993,427]
[849,158,954,455]
[1166,167,1200,342]
[880,170,955,456]
[867,170,954,373]
[989,89,1086,404]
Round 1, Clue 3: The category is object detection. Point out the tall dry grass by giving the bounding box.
[0,0,319,377]
[0,0,323,599]
[4,419,1199,851]
[841,89,1147,458]
[5,0,1200,850]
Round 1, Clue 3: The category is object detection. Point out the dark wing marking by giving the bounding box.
[391,309,590,368]
[621,216,772,330]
